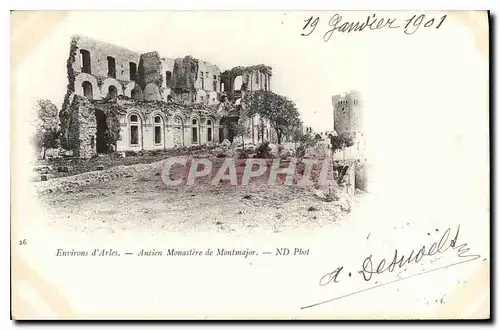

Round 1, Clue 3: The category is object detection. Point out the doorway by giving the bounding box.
[95,109,108,154]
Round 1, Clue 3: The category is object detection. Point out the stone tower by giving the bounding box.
[332,90,363,136]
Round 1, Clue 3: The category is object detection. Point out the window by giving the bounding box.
[130,126,139,145]
[213,75,217,91]
[234,76,242,91]
[129,62,137,81]
[108,85,117,98]
[166,71,172,87]
[154,127,161,144]
[153,116,162,145]
[207,119,212,142]
[200,95,204,103]
[130,114,139,146]
[201,76,204,89]
[82,81,93,100]
[191,119,198,144]
[256,73,259,84]
[107,56,116,78]
[80,49,91,74]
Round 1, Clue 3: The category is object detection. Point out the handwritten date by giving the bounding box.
[302,13,447,41]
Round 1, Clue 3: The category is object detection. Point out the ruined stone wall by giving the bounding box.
[172,56,199,92]
[62,36,276,156]
[63,95,97,158]
[161,57,175,102]
[195,60,221,105]
[246,70,272,92]
[67,36,273,105]
[138,51,163,101]
[70,35,141,86]
[221,65,273,101]
[196,60,221,92]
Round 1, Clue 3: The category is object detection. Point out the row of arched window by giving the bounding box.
[127,114,214,147]
[82,81,119,100]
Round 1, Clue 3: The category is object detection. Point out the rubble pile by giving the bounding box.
[34,161,163,195]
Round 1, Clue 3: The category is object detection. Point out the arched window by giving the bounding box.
[108,85,117,98]
[206,119,213,142]
[107,56,116,78]
[82,81,93,100]
[153,115,163,145]
[191,118,199,144]
[129,114,140,146]
[80,49,91,74]
[174,116,183,126]
[234,76,243,91]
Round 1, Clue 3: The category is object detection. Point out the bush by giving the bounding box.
[125,151,138,157]
[238,149,249,159]
[292,131,318,158]
[331,132,355,153]
[255,141,272,159]
[148,150,161,156]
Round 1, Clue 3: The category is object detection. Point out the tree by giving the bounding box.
[291,129,318,157]
[243,90,302,145]
[33,99,60,159]
[233,117,251,149]
[330,132,355,153]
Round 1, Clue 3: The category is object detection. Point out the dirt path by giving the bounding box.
[37,167,356,236]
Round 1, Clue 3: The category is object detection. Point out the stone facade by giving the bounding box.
[61,35,275,157]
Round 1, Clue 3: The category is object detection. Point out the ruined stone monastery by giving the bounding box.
[59,35,276,158]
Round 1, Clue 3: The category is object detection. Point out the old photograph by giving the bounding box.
[31,33,367,235]
[11,11,489,319]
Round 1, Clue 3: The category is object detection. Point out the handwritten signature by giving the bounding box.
[301,13,447,41]
[302,225,481,309]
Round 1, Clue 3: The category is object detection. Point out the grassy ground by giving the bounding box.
[35,146,221,179]
[34,143,355,235]
[36,160,355,235]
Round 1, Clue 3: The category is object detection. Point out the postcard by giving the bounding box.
[10,10,490,320]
